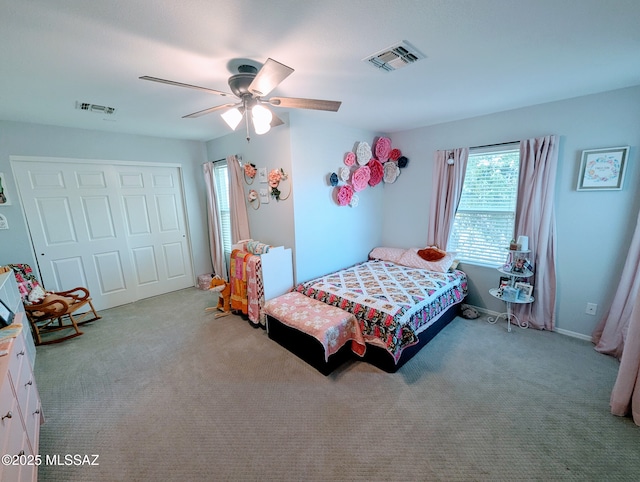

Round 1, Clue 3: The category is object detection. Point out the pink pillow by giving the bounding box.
[369,247,406,264]
[397,248,455,273]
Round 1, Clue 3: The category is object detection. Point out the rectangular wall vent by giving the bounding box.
[76,101,116,115]
[363,40,426,72]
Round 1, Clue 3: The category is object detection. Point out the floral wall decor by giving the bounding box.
[329,137,408,207]
[243,162,257,184]
[268,168,290,201]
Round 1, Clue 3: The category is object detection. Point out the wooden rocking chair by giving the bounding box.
[8,264,101,345]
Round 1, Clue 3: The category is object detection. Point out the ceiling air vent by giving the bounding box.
[363,41,426,72]
[75,101,116,115]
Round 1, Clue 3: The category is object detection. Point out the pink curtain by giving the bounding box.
[592,208,640,426]
[427,148,469,249]
[227,155,251,243]
[203,162,227,280]
[513,135,559,330]
[609,286,640,425]
[593,208,640,359]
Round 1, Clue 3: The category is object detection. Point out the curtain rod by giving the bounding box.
[470,140,519,150]
[203,158,230,165]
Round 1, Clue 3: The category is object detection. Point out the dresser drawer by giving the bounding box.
[7,335,26,391]
[13,357,36,421]
[0,375,17,455]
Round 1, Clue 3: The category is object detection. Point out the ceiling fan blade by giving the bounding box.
[182,103,239,119]
[140,76,233,97]
[270,112,284,128]
[248,58,294,97]
[268,97,341,112]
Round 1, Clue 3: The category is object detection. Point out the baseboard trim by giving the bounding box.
[463,304,593,342]
[553,328,592,342]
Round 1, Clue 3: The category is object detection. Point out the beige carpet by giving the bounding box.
[34,287,639,481]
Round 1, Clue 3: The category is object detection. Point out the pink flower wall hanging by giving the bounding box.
[344,152,356,167]
[244,163,257,178]
[336,185,354,206]
[268,168,282,187]
[352,166,371,192]
[368,158,384,186]
[389,148,402,161]
[375,137,392,163]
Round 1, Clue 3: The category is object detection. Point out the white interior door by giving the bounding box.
[12,158,194,311]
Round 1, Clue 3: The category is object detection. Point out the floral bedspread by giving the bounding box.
[295,260,467,363]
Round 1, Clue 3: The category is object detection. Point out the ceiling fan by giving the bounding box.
[140,58,342,141]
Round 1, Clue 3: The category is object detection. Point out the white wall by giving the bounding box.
[0,121,211,278]
[289,112,385,283]
[206,115,295,254]
[384,86,640,338]
[207,112,384,284]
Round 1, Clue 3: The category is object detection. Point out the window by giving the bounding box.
[213,160,232,257]
[448,146,520,266]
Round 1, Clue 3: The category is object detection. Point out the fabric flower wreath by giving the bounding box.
[368,158,384,186]
[352,166,371,192]
[244,163,257,178]
[268,168,282,187]
[337,184,354,206]
[269,168,287,200]
[375,137,392,163]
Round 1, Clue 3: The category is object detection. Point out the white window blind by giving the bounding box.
[448,147,520,266]
[213,161,232,257]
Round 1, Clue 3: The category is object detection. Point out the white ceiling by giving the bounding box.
[1,0,639,142]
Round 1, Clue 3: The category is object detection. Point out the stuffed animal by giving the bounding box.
[207,276,231,318]
[460,303,479,319]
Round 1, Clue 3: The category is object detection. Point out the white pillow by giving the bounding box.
[397,248,456,273]
[369,247,406,264]
[27,285,46,303]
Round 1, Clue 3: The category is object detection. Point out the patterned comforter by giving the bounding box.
[295,260,467,363]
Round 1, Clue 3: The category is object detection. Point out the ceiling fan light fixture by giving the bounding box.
[221,108,243,130]
[252,104,273,135]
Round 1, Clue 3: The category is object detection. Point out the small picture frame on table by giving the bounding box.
[514,282,533,301]
[576,146,629,191]
[0,299,14,327]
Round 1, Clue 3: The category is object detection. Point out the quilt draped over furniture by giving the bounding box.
[229,248,266,327]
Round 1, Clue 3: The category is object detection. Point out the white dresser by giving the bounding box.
[0,272,43,482]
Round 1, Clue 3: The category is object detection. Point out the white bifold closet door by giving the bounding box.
[12,158,194,311]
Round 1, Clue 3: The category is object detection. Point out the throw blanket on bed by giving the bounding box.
[263,292,366,361]
[295,260,467,363]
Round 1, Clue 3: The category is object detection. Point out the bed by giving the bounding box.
[267,247,467,372]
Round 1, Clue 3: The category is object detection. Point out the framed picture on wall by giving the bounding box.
[576,146,629,191]
[0,172,10,205]
[258,168,267,183]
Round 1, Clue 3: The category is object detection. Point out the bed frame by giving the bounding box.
[266,314,355,375]
[266,302,461,374]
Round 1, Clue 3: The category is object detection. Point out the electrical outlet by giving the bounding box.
[586,303,597,315]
